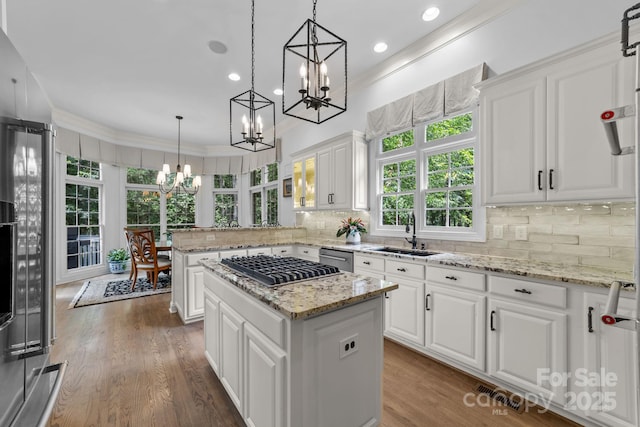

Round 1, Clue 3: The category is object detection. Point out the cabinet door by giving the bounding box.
[292,158,304,209]
[546,45,635,202]
[292,156,316,210]
[426,285,485,371]
[186,266,205,319]
[488,298,567,405]
[171,251,185,315]
[244,323,286,427]
[329,141,351,209]
[481,75,546,204]
[583,293,637,427]
[204,288,221,374]
[316,147,333,209]
[384,276,425,346]
[220,303,244,413]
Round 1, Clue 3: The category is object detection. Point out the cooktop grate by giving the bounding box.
[220,255,340,286]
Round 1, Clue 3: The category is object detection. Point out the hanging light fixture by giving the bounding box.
[230,0,276,152]
[156,115,202,195]
[282,0,347,124]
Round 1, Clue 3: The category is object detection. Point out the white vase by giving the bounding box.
[345,230,361,244]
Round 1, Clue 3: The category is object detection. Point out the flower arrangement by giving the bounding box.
[336,217,367,238]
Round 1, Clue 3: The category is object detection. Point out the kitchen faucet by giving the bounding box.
[405,212,417,249]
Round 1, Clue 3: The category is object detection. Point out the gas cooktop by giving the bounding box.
[220,255,340,287]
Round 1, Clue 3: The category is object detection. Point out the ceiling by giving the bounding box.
[6,0,483,154]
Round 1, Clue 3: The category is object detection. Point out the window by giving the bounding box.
[126,167,195,240]
[249,163,279,226]
[65,156,102,270]
[374,110,484,241]
[213,174,238,226]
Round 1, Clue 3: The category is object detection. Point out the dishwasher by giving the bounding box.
[318,247,354,272]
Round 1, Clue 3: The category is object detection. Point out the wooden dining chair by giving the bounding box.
[124,228,172,291]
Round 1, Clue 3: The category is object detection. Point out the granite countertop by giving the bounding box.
[200,259,398,320]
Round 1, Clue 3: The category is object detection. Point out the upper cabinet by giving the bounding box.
[292,131,368,211]
[481,36,635,205]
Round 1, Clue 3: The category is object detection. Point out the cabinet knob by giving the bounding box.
[363,261,371,265]
[514,288,532,295]
[445,275,458,281]
[397,267,407,272]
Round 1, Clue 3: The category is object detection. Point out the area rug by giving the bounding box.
[69,273,171,308]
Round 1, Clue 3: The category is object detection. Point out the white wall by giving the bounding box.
[276,0,634,227]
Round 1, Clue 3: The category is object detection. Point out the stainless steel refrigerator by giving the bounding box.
[0,30,66,427]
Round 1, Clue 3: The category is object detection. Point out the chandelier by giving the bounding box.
[230,0,276,152]
[282,0,347,124]
[156,115,202,195]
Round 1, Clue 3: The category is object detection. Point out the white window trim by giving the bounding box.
[248,165,279,226]
[370,108,485,242]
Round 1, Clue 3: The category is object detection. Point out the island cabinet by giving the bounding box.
[292,130,368,212]
[487,276,568,406]
[582,292,638,427]
[480,35,635,205]
[202,263,391,427]
[171,250,220,323]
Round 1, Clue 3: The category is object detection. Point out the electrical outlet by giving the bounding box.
[493,225,503,239]
[206,235,216,241]
[339,334,359,359]
[515,226,528,241]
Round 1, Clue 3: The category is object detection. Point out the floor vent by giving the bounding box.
[474,383,525,413]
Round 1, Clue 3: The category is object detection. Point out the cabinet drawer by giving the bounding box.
[297,246,319,259]
[427,266,485,292]
[385,259,425,280]
[247,247,272,256]
[272,246,294,256]
[186,251,219,266]
[489,276,567,309]
[354,254,385,273]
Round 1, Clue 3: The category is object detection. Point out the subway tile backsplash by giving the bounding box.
[296,202,636,274]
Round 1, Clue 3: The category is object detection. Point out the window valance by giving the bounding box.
[55,127,274,175]
[365,63,487,140]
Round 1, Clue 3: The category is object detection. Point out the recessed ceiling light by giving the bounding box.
[273,88,284,96]
[373,42,388,53]
[422,6,440,21]
[208,40,228,54]
[228,73,240,81]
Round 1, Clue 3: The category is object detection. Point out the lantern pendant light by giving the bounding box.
[229,0,276,152]
[282,0,347,124]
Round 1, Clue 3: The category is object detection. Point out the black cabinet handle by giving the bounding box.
[425,294,431,311]
[363,261,371,265]
[490,310,496,331]
[588,306,594,333]
[538,170,543,191]
[303,250,309,254]
[397,268,407,272]
[514,288,532,295]
[445,275,458,281]
[549,169,555,190]
[384,292,389,299]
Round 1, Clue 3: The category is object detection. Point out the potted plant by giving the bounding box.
[336,217,367,244]
[107,248,130,274]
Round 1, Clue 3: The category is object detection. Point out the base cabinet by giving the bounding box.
[583,293,638,427]
[204,287,221,374]
[384,276,425,347]
[220,302,244,412]
[426,285,486,371]
[488,298,567,405]
[186,267,205,318]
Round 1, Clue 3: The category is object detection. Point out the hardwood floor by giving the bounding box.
[48,279,580,427]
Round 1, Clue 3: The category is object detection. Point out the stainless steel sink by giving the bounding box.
[369,247,440,257]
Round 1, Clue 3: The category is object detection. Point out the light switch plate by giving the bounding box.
[493,225,503,239]
[515,226,528,241]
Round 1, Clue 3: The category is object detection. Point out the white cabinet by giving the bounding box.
[292,155,316,210]
[582,293,637,427]
[272,246,294,256]
[220,302,244,412]
[247,247,272,256]
[295,245,319,262]
[384,275,425,346]
[425,267,486,371]
[204,287,221,374]
[292,131,368,211]
[481,38,635,205]
[488,297,567,405]
[244,323,286,427]
[171,250,219,324]
[220,249,248,259]
[186,267,205,318]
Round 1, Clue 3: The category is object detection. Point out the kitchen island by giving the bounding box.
[201,257,398,427]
